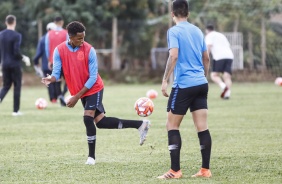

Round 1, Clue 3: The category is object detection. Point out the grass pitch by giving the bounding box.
[0,83,281,184]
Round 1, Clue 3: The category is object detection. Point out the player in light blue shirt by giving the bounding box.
[158,0,212,180]
[167,21,208,88]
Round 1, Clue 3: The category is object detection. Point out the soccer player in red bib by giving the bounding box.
[41,21,150,165]
[45,17,68,66]
[45,16,68,106]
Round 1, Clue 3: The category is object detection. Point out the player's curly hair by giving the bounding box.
[66,21,86,37]
[172,0,189,17]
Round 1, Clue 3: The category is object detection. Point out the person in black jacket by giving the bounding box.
[33,22,58,102]
[0,15,28,116]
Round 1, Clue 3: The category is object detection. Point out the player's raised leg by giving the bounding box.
[95,113,150,145]
[222,71,232,99]
[210,72,228,98]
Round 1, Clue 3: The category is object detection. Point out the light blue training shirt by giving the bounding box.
[167,21,208,88]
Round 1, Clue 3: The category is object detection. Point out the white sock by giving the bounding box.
[219,82,226,90]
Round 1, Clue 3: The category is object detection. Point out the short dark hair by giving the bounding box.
[206,24,214,31]
[5,15,16,25]
[66,21,86,36]
[172,0,189,17]
[54,16,63,22]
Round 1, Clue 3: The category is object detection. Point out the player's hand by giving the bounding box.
[66,95,79,108]
[41,74,52,87]
[22,55,31,66]
[161,80,169,97]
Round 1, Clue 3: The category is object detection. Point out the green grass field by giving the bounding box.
[0,83,282,184]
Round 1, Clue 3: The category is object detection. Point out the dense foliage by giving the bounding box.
[0,0,281,77]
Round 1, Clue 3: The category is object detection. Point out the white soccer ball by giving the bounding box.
[274,77,282,86]
[35,98,48,109]
[64,95,73,104]
[134,97,154,117]
[146,89,158,100]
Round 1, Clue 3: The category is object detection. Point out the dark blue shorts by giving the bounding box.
[167,84,208,115]
[212,59,233,74]
[81,89,105,118]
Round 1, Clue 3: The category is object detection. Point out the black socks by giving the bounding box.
[167,129,212,171]
[168,130,182,172]
[96,117,142,129]
[198,129,212,169]
[84,116,96,159]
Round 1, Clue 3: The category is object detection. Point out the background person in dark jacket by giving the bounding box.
[33,22,57,103]
[0,15,29,116]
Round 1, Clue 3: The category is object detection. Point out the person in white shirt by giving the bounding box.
[205,25,234,99]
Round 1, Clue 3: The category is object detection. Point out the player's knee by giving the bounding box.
[84,110,95,117]
[84,116,94,126]
[210,72,218,78]
[223,72,231,79]
[166,122,180,131]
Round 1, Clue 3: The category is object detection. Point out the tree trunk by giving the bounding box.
[37,18,42,41]
[168,0,172,28]
[168,0,173,85]
[111,17,120,70]
[260,15,266,70]
[248,31,254,70]
[233,14,239,32]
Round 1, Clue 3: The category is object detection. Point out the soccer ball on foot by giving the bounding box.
[146,89,158,99]
[134,97,154,117]
[35,98,48,109]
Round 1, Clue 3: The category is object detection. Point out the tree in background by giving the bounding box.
[189,0,282,75]
[0,0,281,78]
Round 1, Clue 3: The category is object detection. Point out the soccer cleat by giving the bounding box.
[12,111,23,116]
[138,120,150,145]
[85,157,95,165]
[191,168,212,178]
[157,169,182,179]
[223,89,231,99]
[51,99,57,103]
[220,86,229,98]
[223,96,230,100]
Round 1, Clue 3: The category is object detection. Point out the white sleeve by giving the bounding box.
[205,34,213,46]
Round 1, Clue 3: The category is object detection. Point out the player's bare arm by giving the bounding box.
[161,48,178,97]
[202,51,210,77]
[206,44,212,55]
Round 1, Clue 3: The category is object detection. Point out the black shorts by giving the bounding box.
[81,89,105,118]
[167,84,208,115]
[212,59,233,74]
